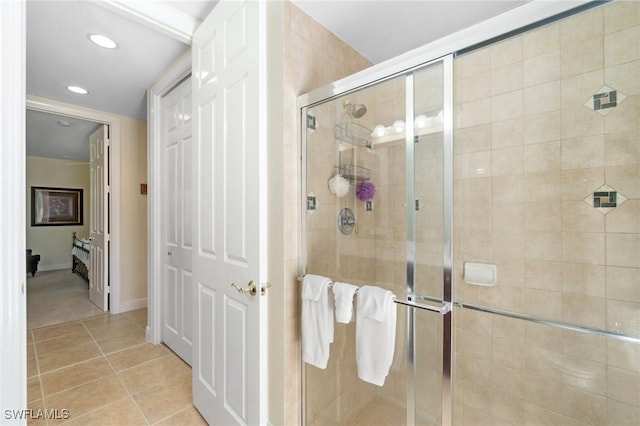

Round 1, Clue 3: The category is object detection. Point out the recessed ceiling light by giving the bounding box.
[88,34,117,49]
[67,85,88,95]
[56,120,71,127]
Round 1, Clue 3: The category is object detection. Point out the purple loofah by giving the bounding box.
[356,181,376,201]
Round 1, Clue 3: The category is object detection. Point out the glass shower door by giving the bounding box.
[303,72,412,426]
[410,59,452,426]
[302,56,453,426]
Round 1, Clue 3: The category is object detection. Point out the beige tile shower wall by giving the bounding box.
[283,2,372,424]
[453,2,639,425]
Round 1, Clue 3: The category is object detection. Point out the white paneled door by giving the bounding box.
[161,76,194,365]
[191,0,268,424]
[89,125,109,311]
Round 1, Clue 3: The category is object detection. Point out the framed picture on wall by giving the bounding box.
[31,187,83,226]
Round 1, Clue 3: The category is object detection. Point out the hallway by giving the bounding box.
[27,309,206,425]
[26,270,104,330]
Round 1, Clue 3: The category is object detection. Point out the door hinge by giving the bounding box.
[415,199,421,211]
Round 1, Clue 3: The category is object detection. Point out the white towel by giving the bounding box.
[332,282,358,323]
[302,274,334,369]
[356,285,397,386]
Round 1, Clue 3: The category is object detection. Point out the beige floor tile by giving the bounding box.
[122,308,147,328]
[82,314,137,331]
[155,406,207,426]
[28,376,42,403]
[118,353,191,395]
[107,343,169,371]
[86,321,143,341]
[37,341,103,373]
[41,357,113,396]
[44,375,128,425]
[31,321,88,343]
[95,329,147,354]
[27,399,47,426]
[63,397,148,426]
[27,294,198,426]
[133,375,192,424]
[27,355,39,378]
[35,332,94,355]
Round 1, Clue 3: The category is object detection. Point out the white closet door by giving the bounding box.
[161,76,194,364]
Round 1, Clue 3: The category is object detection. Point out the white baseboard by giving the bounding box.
[119,298,147,313]
[38,263,72,272]
[145,325,158,344]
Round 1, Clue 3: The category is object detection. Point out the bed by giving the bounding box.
[71,232,90,283]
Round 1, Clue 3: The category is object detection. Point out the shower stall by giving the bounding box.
[298,1,639,425]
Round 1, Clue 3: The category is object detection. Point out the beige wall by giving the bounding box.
[453,2,640,424]
[26,156,90,268]
[281,2,372,424]
[119,116,148,304]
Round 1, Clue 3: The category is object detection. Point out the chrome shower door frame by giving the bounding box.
[405,55,454,426]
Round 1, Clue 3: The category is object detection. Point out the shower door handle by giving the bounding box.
[394,298,451,314]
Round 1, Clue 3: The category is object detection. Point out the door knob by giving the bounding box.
[231,281,257,296]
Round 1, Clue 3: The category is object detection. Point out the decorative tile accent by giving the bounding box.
[306,111,317,131]
[306,193,317,213]
[594,191,616,208]
[584,184,627,214]
[584,85,627,116]
[594,91,617,110]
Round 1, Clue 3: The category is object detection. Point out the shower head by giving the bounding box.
[343,100,367,118]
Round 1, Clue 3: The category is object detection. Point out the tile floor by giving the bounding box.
[27,309,206,425]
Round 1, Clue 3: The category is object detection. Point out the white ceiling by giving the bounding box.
[27,1,191,120]
[291,0,529,64]
[26,0,216,161]
[26,110,101,161]
[26,0,529,162]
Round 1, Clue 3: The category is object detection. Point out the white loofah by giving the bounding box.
[328,174,350,198]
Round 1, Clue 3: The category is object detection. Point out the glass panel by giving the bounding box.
[454,309,640,425]
[304,74,410,425]
[451,3,640,425]
[413,61,446,425]
[415,309,444,425]
[414,62,445,299]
